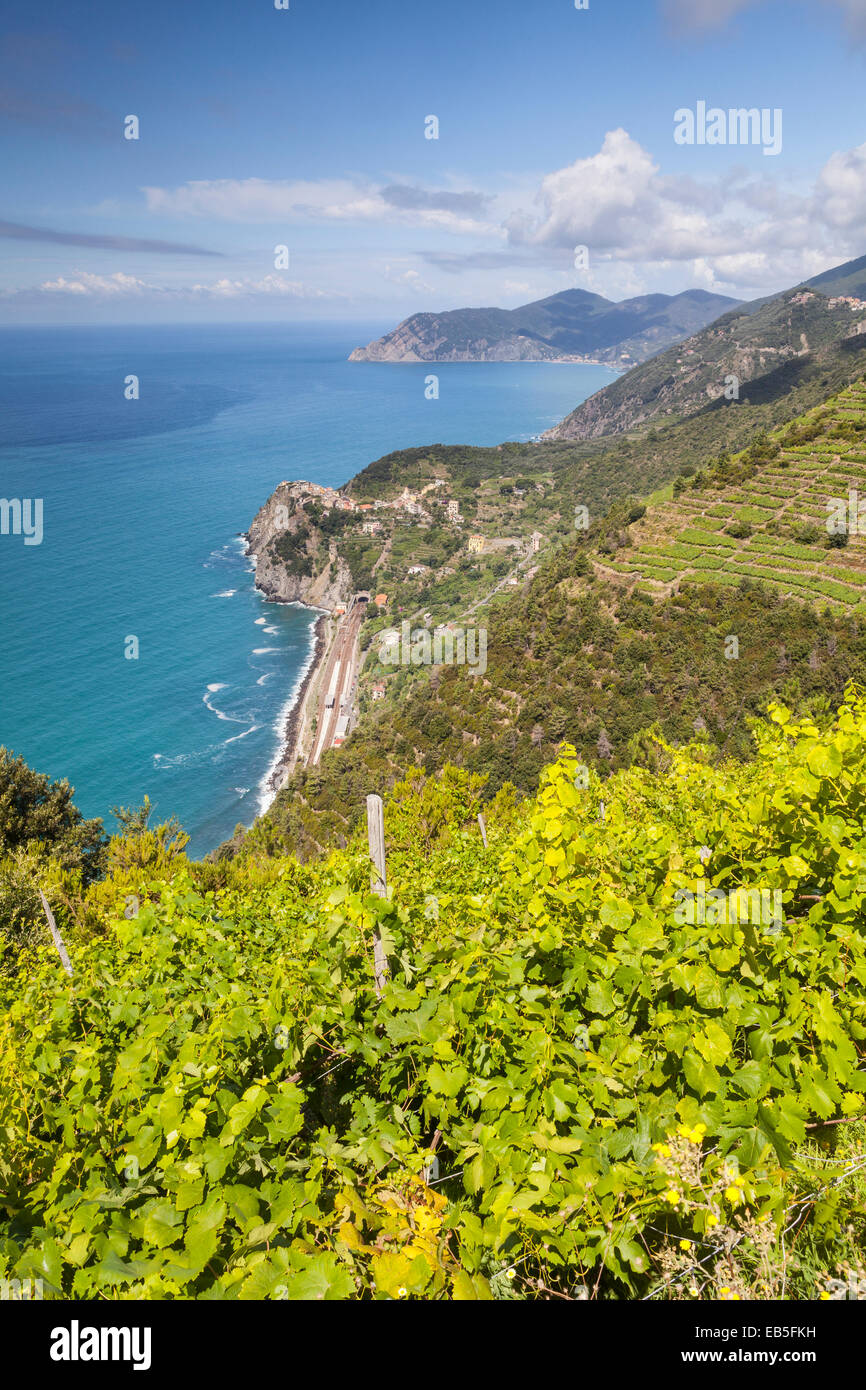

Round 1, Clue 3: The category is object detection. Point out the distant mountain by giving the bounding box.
[348,287,740,367]
[545,264,866,442]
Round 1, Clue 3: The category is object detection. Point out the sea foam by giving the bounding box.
[256,620,320,816]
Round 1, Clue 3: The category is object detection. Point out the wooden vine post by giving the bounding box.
[39,890,73,978]
[477,813,488,848]
[366,794,389,998]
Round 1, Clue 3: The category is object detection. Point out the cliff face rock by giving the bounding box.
[349,325,585,364]
[246,483,353,612]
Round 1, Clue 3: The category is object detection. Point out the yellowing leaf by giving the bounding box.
[452,1270,493,1300]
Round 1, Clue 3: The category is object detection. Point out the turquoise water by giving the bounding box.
[0,323,616,856]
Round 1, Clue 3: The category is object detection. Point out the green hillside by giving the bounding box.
[254,369,866,642]
[547,285,866,443]
[805,251,866,301]
[598,380,866,613]
[3,698,866,1300]
[235,379,866,867]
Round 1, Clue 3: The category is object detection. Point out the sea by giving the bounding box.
[0,322,617,857]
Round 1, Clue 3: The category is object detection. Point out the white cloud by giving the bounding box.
[28,270,330,300]
[19,129,866,314]
[505,130,866,292]
[507,130,664,255]
[40,270,152,296]
[190,275,328,299]
[384,265,436,293]
[143,177,495,236]
[816,143,866,228]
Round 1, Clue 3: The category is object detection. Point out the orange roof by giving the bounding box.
[374,593,388,605]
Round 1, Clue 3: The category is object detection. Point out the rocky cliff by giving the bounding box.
[349,323,587,363]
[245,483,354,612]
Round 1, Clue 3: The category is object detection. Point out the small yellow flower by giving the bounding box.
[725,1185,742,1205]
[679,1239,692,1251]
[820,1292,831,1301]
[664,1188,681,1205]
[706,1214,720,1228]
[678,1123,707,1144]
[652,1142,672,1158]
[396,1286,408,1298]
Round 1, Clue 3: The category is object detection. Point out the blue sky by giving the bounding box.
[2,0,865,322]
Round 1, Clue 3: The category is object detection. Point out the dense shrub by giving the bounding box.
[2,697,866,1299]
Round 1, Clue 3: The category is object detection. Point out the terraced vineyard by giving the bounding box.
[596,380,866,615]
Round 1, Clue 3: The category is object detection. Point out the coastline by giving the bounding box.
[257,609,329,812]
[245,339,615,817]
[350,355,628,370]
